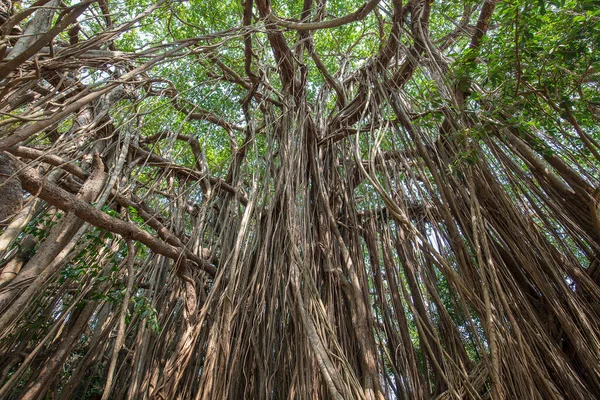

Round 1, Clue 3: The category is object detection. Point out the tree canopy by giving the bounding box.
[0,0,599,398]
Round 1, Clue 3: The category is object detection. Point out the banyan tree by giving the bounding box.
[0,0,599,398]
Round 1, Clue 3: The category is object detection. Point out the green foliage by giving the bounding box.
[131,295,161,332]
[23,211,63,241]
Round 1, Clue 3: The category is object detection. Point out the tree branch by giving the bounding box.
[267,0,380,31]
[14,158,217,276]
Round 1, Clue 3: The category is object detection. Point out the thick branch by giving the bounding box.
[15,159,217,276]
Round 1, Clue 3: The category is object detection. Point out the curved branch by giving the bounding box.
[267,0,380,31]
[130,145,249,205]
[171,99,244,132]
